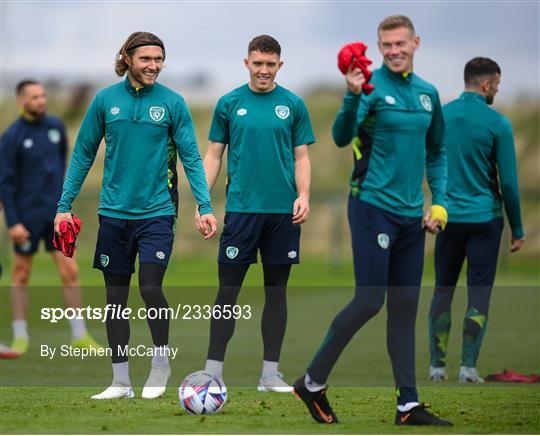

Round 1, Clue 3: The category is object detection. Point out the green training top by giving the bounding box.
[209,84,315,214]
[333,64,447,217]
[57,78,212,219]
[443,92,524,239]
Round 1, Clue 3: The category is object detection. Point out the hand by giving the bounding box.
[198,214,218,240]
[422,209,441,235]
[54,212,73,235]
[195,208,203,234]
[346,65,366,95]
[8,223,30,245]
[510,237,525,253]
[292,195,310,225]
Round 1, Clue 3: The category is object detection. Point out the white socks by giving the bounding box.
[205,359,224,377]
[68,317,87,339]
[112,361,131,386]
[397,402,420,412]
[152,345,170,368]
[305,373,326,392]
[12,320,29,340]
[262,360,279,377]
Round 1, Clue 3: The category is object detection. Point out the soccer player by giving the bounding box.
[198,35,314,392]
[0,80,102,355]
[54,32,217,400]
[293,16,452,425]
[428,58,525,383]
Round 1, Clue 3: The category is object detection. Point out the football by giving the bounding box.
[179,371,227,415]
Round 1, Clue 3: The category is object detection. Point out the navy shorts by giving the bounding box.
[14,220,55,255]
[218,213,301,265]
[93,215,175,275]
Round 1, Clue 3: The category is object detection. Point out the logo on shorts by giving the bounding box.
[377,233,389,250]
[149,106,165,122]
[226,246,239,259]
[156,251,165,260]
[275,105,290,120]
[48,129,61,144]
[385,95,396,105]
[100,254,110,267]
[19,241,32,252]
[288,251,297,259]
[110,107,120,115]
[419,94,432,112]
[23,138,34,149]
[237,108,247,116]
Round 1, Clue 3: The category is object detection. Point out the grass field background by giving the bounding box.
[0,254,538,434]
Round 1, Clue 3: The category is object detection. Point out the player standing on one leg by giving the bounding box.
[293,15,452,425]
[0,80,102,355]
[197,35,314,392]
[54,32,217,400]
[428,58,525,383]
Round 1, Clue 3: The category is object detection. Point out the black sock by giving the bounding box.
[138,263,169,347]
[103,272,131,363]
[261,263,291,362]
[206,263,249,361]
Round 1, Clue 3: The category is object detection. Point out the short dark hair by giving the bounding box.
[248,35,281,56]
[378,15,415,36]
[115,31,165,77]
[16,79,40,96]
[464,57,501,86]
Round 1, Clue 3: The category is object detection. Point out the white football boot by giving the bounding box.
[91,383,135,400]
[142,365,171,399]
[459,366,484,383]
[429,366,447,381]
[257,371,294,393]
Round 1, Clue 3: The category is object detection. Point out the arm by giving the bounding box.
[203,141,226,191]
[55,94,104,232]
[172,99,216,239]
[496,116,525,251]
[0,130,21,227]
[332,67,366,147]
[0,131,30,245]
[292,145,311,224]
[172,99,213,216]
[60,122,68,174]
[56,94,104,214]
[424,91,448,234]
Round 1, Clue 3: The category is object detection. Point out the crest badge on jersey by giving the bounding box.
[275,105,290,120]
[237,108,247,116]
[377,233,390,250]
[100,254,110,267]
[419,94,432,112]
[149,106,165,122]
[385,95,396,105]
[110,107,120,115]
[48,129,61,144]
[226,246,239,259]
[22,138,34,149]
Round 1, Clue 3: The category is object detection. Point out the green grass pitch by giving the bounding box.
[1,255,539,433]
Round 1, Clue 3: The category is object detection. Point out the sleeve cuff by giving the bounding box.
[198,204,213,216]
[512,227,525,240]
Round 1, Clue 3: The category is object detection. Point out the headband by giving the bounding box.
[127,42,164,52]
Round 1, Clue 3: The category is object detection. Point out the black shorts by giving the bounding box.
[14,221,55,255]
[93,215,175,275]
[218,212,301,265]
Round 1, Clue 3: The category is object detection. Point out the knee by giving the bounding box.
[12,261,31,285]
[59,263,79,285]
[139,284,163,304]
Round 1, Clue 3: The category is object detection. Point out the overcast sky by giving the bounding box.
[1,1,539,103]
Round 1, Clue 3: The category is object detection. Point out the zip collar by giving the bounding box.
[381,63,413,84]
[124,76,155,96]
